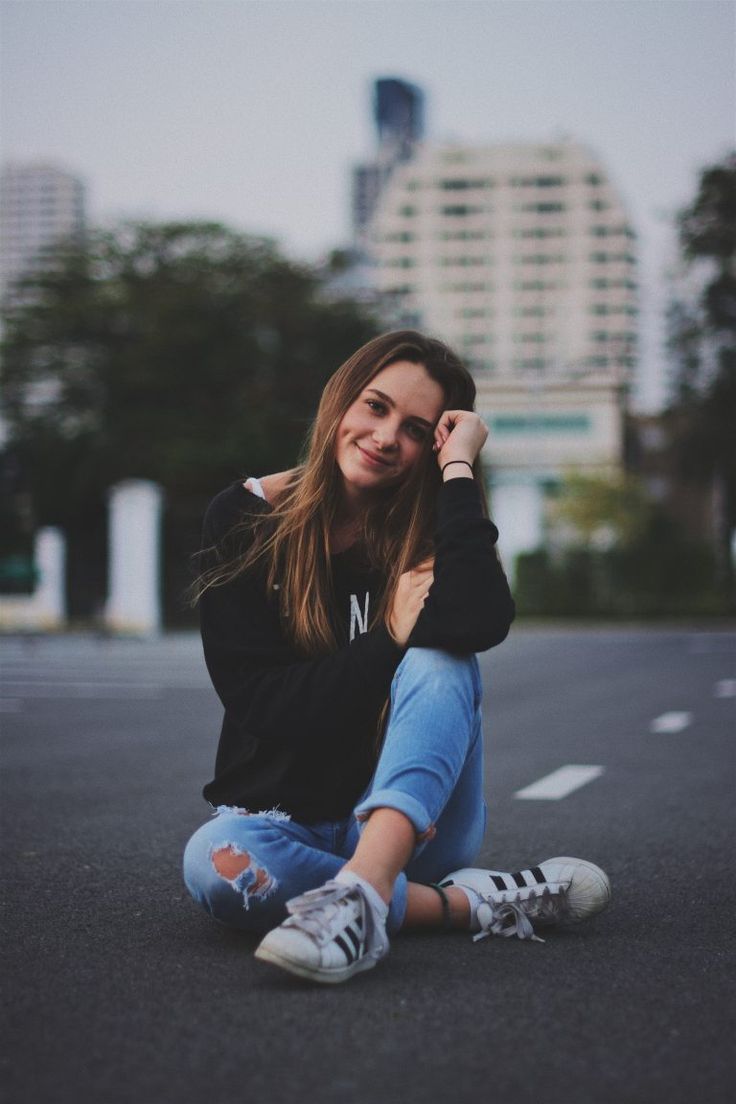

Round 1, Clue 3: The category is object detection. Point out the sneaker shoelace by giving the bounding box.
[473,885,569,944]
[284,880,370,950]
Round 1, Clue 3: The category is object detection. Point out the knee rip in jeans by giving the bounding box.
[211,844,276,908]
[212,804,291,822]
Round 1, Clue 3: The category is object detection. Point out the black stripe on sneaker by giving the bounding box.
[512,871,527,888]
[491,875,508,891]
[531,866,546,885]
[334,933,355,963]
[344,925,362,956]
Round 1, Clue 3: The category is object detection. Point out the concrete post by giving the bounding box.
[34,527,66,626]
[0,526,66,631]
[105,479,163,635]
[490,479,545,586]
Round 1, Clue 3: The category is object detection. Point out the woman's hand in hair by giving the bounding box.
[388,558,435,647]
[433,410,488,471]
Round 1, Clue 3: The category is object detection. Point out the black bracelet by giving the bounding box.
[441,460,474,476]
[428,883,454,931]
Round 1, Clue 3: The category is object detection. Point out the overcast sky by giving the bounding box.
[1,0,734,409]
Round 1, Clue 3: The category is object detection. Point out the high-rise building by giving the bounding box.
[0,162,86,300]
[351,78,425,241]
[369,138,637,387]
[367,138,639,575]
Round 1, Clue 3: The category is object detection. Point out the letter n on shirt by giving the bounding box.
[349,592,370,642]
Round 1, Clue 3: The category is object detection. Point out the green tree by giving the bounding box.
[514,471,719,617]
[668,152,736,608]
[1,220,379,620]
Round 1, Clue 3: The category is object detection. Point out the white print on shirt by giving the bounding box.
[349,592,370,641]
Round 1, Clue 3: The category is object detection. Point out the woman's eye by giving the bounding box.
[366,400,386,413]
[407,425,427,442]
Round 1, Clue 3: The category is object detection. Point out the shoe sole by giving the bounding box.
[254,943,380,985]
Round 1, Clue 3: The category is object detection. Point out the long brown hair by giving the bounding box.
[193,330,488,656]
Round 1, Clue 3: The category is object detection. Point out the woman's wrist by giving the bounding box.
[440,459,474,482]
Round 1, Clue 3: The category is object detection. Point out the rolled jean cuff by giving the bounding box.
[387,872,408,934]
[353,788,433,845]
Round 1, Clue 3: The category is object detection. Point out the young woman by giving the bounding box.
[183,331,610,984]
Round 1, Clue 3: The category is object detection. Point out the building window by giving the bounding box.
[510,358,547,371]
[514,305,548,317]
[513,227,566,239]
[441,205,484,216]
[515,253,565,265]
[520,202,566,214]
[444,282,490,293]
[439,178,491,190]
[438,229,491,241]
[459,307,492,319]
[399,205,417,216]
[514,279,558,291]
[438,255,488,267]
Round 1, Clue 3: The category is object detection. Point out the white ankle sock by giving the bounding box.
[452,885,484,932]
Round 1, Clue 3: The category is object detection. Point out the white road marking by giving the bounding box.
[649,711,692,733]
[515,765,604,801]
[715,679,736,698]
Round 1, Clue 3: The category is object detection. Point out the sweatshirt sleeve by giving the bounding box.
[406,477,515,653]
[198,487,405,757]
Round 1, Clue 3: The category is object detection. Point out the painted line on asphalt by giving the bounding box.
[715,679,736,698]
[514,765,604,801]
[649,711,692,733]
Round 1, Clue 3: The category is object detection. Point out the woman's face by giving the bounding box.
[334,359,445,498]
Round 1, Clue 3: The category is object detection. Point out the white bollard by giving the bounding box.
[0,525,66,631]
[33,526,66,627]
[105,480,163,636]
[490,481,545,586]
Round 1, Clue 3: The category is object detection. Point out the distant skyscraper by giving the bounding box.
[351,77,425,241]
[0,162,86,300]
[373,78,425,162]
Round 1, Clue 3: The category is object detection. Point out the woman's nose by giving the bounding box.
[373,424,398,449]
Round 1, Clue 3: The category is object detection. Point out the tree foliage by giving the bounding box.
[667,152,736,607]
[0,220,379,618]
[550,471,652,549]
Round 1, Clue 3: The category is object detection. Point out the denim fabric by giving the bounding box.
[183,647,487,936]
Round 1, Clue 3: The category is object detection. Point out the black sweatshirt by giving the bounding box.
[199,477,515,822]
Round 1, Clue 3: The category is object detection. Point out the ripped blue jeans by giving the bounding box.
[182,648,487,935]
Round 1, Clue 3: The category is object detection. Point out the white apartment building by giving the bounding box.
[0,162,86,300]
[368,139,638,575]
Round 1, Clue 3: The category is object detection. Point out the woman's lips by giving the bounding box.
[356,444,393,468]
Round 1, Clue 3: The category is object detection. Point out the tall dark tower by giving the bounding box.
[351,77,425,241]
[373,78,425,162]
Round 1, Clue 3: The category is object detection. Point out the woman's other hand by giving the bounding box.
[432,410,488,472]
[388,558,434,647]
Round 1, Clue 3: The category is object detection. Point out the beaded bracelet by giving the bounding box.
[441,460,474,476]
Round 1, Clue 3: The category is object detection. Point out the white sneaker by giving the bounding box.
[439,856,611,944]
[254,870,390,984]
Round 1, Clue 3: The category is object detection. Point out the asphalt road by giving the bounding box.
[2,626,735,1104]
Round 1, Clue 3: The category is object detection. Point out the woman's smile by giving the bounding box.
[356,443,394,469]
